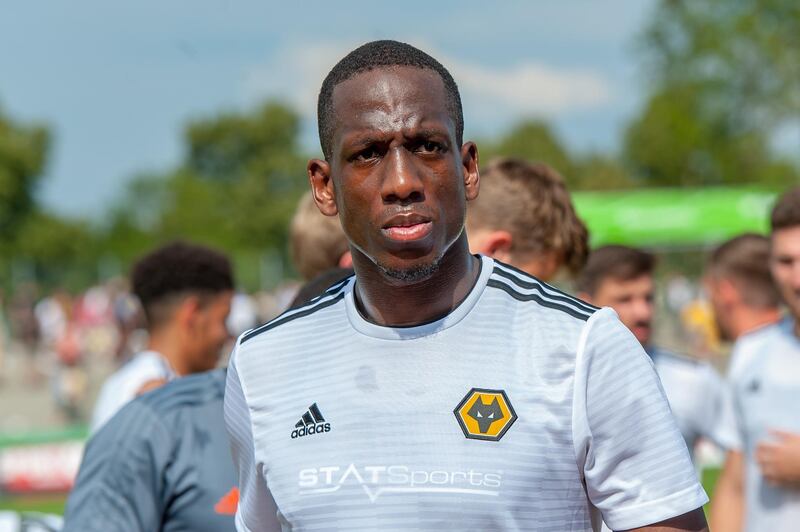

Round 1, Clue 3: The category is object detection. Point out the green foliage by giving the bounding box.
[479,119,633,190]
[104,102,308,290]
[626,0,800,187]
[0,105,50,239]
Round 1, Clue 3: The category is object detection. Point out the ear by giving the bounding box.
[175,295,202,329]
[717,277,741,306]
[473,230,513,261]
[308,158,338,217]
[460,141,480,202]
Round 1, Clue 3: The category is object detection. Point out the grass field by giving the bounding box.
[0,468,724,518]
[0,495,66,514]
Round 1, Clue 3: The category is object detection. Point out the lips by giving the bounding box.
[381,213,433,242]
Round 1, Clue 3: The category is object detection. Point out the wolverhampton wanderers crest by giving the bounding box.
[454,388,517,441]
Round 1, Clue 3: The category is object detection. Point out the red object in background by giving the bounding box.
[0,441,83,494]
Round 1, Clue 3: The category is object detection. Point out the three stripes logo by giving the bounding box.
[291,403,331,439]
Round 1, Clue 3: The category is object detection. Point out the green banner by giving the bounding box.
[572,187,777,247]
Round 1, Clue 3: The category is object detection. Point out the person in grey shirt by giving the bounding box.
[63,369,237,532]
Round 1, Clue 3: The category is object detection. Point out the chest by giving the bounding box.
[249,339,589,529]
[736,348,800,449]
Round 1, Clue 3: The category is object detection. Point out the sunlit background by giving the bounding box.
[1,0,798,517]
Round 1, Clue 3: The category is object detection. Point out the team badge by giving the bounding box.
[454,388,517,441]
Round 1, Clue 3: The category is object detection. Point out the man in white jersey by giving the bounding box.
[91,241,233,432]
[577,245,726,462]
[704,234,782,384]
[711,189,800,531]
[225,40,708,531]
[466,158,588,281]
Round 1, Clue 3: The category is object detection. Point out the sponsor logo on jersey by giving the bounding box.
[298,464,502,502]
[454,388,517,441]
[291,403,331,439]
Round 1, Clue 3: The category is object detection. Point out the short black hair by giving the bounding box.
[317,39,464,160]
[132,241,234,327]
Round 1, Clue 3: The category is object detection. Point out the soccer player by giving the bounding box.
[64,370,238,531]
[577,245,726,462]
[704,234,782,382]
[90,241,234,433]
[225,40,708,531]
[711,189,800,532]
[467,157,589,280]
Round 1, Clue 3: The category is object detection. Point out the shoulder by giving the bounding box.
[238,275,352,347]
[485,259,599,323]
[109,351,171,389]
[137,368,226,415]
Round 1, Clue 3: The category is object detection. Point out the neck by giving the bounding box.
[147,327,190,376]
[352,234,480,327]
[732,306,782,340]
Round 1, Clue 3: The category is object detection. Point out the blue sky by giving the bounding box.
[0,1,658,218]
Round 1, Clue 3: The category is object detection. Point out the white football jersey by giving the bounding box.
[717,318,800,532]
[225,256,706,531]
[646,347,727,460]
[90,350,175,434]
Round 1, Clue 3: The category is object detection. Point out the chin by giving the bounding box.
[375,253,443,284]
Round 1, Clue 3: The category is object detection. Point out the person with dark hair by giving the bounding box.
[466,157,589,280]
[577,245,726,463]
[90,241,234,433]
[712,189,800,531]
[225,40,708,531]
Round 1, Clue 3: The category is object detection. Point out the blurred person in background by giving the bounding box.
[89,241,234,433]
[577,245,727,462]
[8,283,40,382]
[466,157,589,281]
[64,369,237,532]
[288,190,354,309]
[290,190,353,282]
[712,188,800,532]
[704,234,782,381]
[63,256,341,532]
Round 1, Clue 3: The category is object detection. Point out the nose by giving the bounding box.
[633,297,654,323]
[380,147,424,205]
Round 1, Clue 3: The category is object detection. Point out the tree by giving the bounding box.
[478,120,579,186]
[0,105,50,239]
[106,101,309,289]
[625,0,800,186]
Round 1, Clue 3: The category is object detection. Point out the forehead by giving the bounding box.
[330,66,453,144]
[598,274,654,294]
[771,226,800,256]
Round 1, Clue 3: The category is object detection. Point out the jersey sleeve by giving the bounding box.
[572,308,708,531]
[63,400,172,532]
[225,346,282,532]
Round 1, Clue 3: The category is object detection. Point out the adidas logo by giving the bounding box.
[291,403,331,439]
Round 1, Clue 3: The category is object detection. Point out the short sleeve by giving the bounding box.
[224,346,281,532]
[63,401,171,531]
[572,308,708,531]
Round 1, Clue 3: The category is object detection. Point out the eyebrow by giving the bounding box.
[343,127,449,148]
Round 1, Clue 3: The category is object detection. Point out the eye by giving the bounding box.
[354,146,381,162]
[418,141,442,153]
